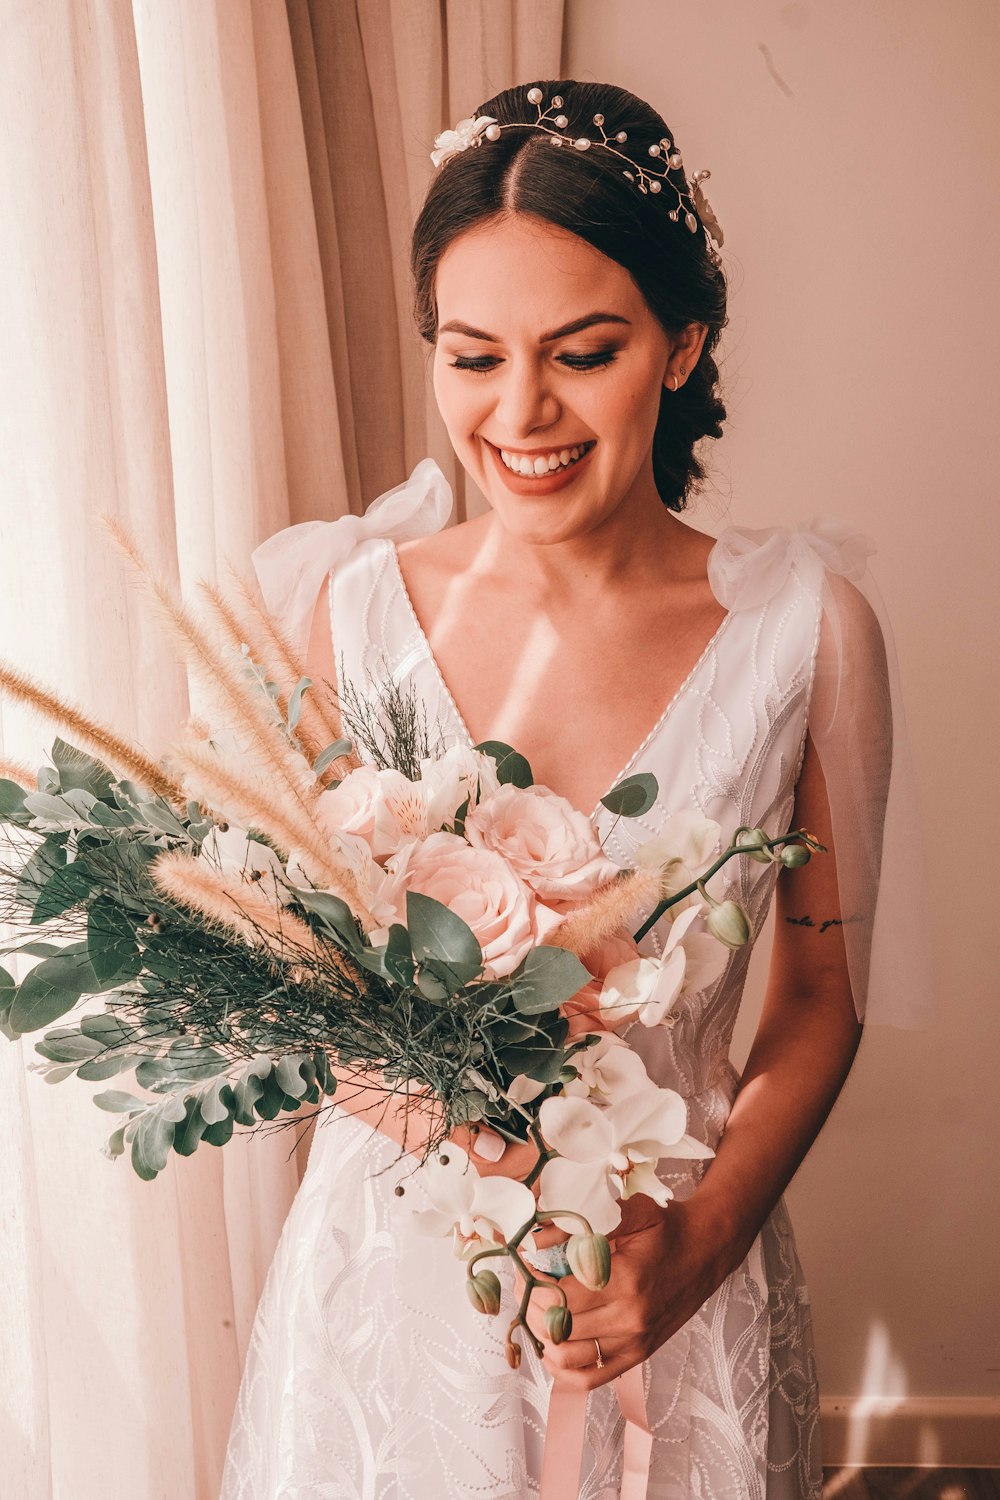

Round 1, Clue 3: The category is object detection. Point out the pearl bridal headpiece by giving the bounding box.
[430,85,725,266]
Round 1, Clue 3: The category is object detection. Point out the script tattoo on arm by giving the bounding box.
[785,914,861,934]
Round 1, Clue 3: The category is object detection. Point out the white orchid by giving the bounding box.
[536,1069,714,1235]
[635,810,722,911]
[597,905,729,1029]
[430,115,499,168]
[401,1141,537,1259]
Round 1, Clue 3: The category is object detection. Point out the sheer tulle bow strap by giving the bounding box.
[250,458,455,660]
[711,514,934,1032]
[707,517,876,614]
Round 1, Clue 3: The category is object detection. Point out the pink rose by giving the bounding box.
[391,830,559,979]
[464,784,618,903]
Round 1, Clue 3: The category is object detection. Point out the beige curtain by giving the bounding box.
[0,2,562,1495]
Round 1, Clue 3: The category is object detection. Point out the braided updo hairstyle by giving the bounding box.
[411,80,728,512]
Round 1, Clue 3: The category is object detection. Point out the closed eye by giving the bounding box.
[448,351,618,375]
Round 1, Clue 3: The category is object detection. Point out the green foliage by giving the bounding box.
[474,741,533,788]
[600,772,658,817]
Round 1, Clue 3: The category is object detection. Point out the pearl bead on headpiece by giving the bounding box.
[430,86,724,267]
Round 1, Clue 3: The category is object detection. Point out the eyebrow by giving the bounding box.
[437,312,631,343]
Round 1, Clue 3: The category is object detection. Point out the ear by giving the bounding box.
[664,322,710,389]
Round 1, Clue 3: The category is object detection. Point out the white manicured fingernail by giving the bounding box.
[472,1130,506,1162]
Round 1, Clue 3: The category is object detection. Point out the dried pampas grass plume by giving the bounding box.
[99,516,322,827]
[222,562,357,776]
[152,848,318,961]
[549,867,663,957]
[0,660,186,807]
[0,758,38,791]
[167,737,376,930]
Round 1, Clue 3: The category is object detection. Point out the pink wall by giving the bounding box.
[561,0,1000,1462]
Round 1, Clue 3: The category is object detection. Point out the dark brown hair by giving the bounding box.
[410,79,728,512]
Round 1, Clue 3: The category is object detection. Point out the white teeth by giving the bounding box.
[497,442,591,476]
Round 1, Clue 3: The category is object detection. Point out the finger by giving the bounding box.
[549,1344,645,1392]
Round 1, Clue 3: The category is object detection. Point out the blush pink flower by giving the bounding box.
[464,783,618,904]
[390,830,560,979]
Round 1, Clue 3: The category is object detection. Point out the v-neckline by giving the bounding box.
[386,539,734,824]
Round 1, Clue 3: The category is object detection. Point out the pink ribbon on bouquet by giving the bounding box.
[540,1365,652,1498]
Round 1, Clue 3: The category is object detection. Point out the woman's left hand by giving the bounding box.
[519,1191,730,1391]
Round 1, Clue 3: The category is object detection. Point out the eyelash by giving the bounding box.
[448,351,618,376]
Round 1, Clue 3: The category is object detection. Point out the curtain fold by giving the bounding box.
[0,1,563,1493]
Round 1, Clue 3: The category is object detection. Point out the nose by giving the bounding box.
[492,357,561,441]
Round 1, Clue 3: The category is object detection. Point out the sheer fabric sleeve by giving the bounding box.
[249,457,455,660]
[709,518,935,1029]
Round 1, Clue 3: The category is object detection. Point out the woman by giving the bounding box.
[222,79,921,1499]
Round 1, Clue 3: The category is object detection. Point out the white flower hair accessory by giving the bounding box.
[429,87,724,267]
[430,114,499,168]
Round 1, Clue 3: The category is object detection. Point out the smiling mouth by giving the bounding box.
[487,440,596,477]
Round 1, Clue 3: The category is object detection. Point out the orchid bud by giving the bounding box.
[466,1269,502,1316]
[545,1303,573,1344]
[780,843,811,868]
[565,1232,612,1290]
[736,827,773,864]
[504,1333,522,1369]
[706,899,751,949]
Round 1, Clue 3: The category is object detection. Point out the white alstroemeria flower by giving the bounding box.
[635,810,722,911]
[418,743,502,831]
[401,1141,536,1258]
[537,1083,714,1235]
[430,115,499,168]
[598,906,703,1029]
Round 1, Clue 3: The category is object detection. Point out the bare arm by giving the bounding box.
[688,726,863,1278]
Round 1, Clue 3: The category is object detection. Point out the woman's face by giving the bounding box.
[431,212,691,545]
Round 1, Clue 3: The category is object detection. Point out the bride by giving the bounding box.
[221,78,925,1500]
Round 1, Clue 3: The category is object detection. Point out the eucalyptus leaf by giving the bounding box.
[9,948,100,1033]
[199,1077,237,1125]
[30,861,97,923]
[16,838,67,912]
[406,891,482,983]
[600,771,658,818]
[130,1105,178,1180]
[275,1055,311,1099]
[101,1124,129,1160]
[87,900,141,986]
[0,778,29,821]
[77,1049,142,1082]
[89,802,135,829]
[287,676,312,732]
[172,1097,208,1157]
[384,923,415,986]
[34,1027,103,1064]
[201,1111,236,1147]
[233,1067,266,1126]
[508,946,591,1016]
[313,738,353,776]
[51,739,117,800]
[0,965,16,1040]
[473,740,533,789]
[93,1089,148,1115]
[292,889,363,951]
[79,1012,131,1047]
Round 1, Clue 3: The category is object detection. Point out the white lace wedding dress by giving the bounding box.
[220,462,834,1500]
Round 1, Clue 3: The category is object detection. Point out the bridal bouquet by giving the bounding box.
[0,523,822,1363]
